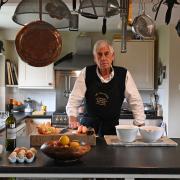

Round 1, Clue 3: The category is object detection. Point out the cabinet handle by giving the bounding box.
[48,82,52,86]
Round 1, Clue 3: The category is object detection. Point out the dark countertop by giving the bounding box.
[13,112,53,124]
[120,114,163,119]
[0,137,180,177]
[0,112,53,133]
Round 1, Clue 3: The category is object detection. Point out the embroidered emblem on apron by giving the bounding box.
[95,92,109,106]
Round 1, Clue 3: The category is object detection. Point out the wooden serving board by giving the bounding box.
[104,135,178,146]
[30,129,96,146]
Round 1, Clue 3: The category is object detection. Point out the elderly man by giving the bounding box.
[66,40,145,136]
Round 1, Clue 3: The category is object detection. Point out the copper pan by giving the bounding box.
[15,20,62,67]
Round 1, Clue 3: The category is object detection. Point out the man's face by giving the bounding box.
[94,44,114,71]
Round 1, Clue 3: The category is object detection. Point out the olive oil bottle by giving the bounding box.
[5,100,16,151]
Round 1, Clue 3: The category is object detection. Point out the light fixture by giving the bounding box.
[12,0,71,29]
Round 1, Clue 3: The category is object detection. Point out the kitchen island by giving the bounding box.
[0,137,180,180]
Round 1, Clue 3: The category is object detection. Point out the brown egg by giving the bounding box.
[26,150,34,159]
[30,147,37,155]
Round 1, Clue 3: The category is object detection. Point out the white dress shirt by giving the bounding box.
[66,66,146,126]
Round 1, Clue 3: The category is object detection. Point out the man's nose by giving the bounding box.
[100,53,107,60]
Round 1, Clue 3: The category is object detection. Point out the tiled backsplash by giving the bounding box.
[5,87,56,112]
[4,87,154,112]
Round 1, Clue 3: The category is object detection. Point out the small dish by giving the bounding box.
[139,126,164,142]
[115,125,139,143]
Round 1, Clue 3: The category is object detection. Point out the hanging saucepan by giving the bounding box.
[15,20,62,67]
[132,0,155,39]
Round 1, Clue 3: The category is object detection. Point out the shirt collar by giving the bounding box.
[96,66,114,83]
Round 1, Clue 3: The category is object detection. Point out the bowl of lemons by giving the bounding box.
[40,135,91,162]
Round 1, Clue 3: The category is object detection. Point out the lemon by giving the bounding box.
[70,141,80,148]
[59,135,70,145]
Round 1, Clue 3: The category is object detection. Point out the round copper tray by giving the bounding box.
[15,20,62,67]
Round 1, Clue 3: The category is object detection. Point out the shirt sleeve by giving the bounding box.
[66,67,87,117]
[125,71,146,125]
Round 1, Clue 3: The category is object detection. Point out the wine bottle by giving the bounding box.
[5,99,16,151]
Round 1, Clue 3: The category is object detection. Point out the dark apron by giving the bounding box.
[84,65,127,137]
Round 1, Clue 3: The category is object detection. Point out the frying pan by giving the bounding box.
[15,20,62,67]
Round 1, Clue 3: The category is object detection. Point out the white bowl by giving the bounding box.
[115,125,139,143]
[139,126,164,142]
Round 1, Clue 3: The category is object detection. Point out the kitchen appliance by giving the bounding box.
[51,112,69,128]
[24,98,35,113]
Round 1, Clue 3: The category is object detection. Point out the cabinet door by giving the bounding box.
[113,40,154,90]
[18,58,54,89]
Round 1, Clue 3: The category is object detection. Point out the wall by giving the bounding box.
[157,25,180,137]
[168,25,180,137]
[156,25,170,132]
[5,87,56,112]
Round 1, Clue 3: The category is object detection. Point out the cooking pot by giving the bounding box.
[15,20,62,67]
[144,103,154,111]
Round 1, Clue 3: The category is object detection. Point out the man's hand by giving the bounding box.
[133,121,145,127]
[68,116,80,129]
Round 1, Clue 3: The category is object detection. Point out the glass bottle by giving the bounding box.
[5,99,16,151]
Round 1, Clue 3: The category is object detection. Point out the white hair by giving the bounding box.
[93,40,114,56]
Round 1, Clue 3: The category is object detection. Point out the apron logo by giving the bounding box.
[95,92,109,106]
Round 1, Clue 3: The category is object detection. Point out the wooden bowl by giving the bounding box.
[40,140,91,161]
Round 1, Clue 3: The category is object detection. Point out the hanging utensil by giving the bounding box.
[128,0,132,26]
[15,20,62,67]
[120,0,129,53]
[175,20,180,37]
[79,0,120,18]
[13,0,71,29]
[102,17,107,35]
[0,0,8,9]
[132,0,155,39]
[164,0,180,25]
[15,0,62,67]
[79,0,98,19]
[69,0,79,31]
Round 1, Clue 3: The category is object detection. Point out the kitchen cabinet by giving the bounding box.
[18,58,54,89]
[112,40,154,90]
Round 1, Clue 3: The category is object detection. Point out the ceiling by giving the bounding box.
[0,0,179,31]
